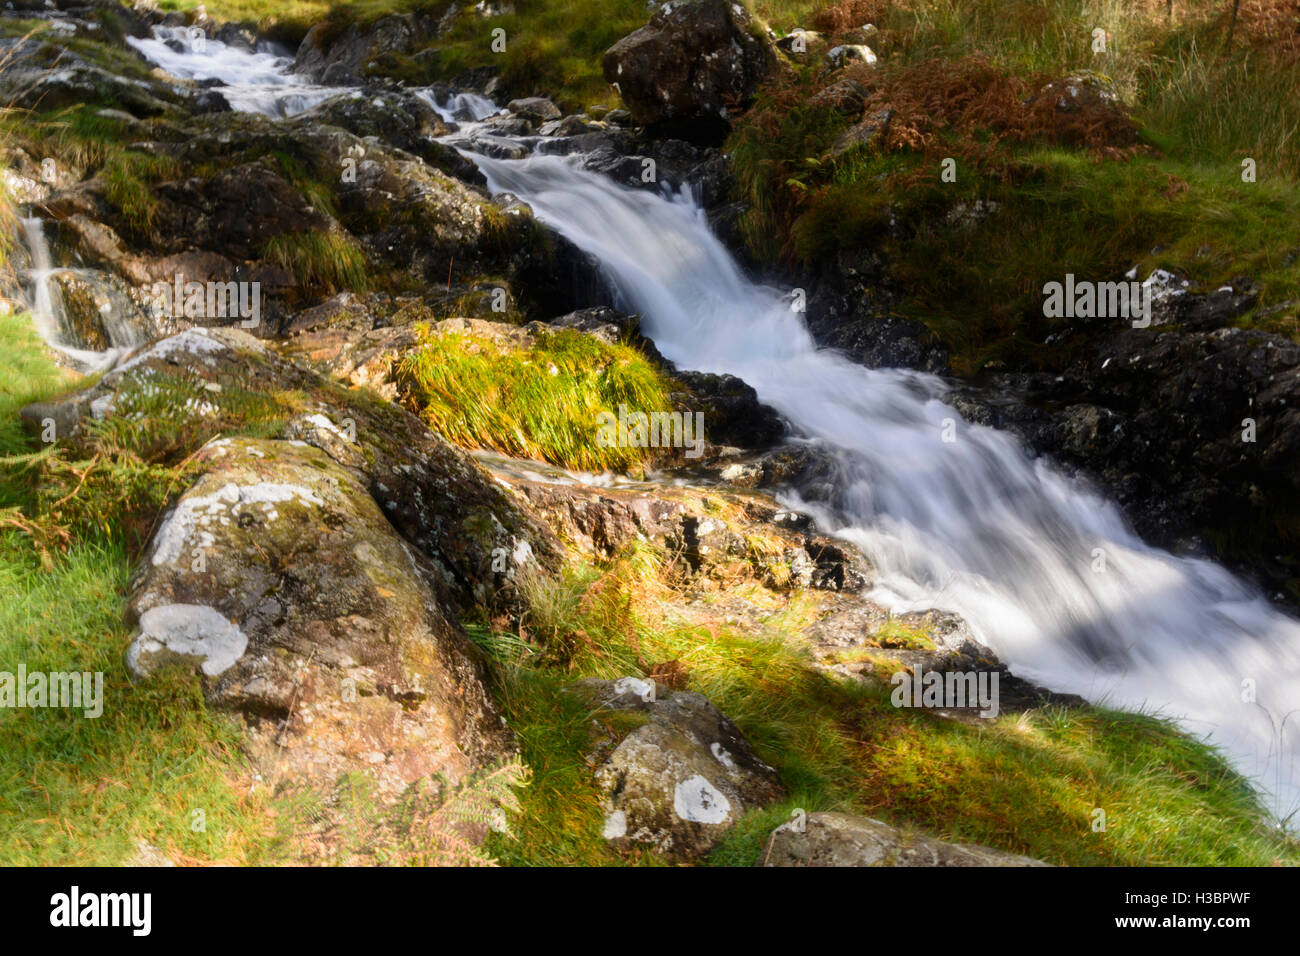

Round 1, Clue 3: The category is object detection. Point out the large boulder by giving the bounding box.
[571,679,784,860]
[499,467,868,592]
[21,327,561,611]
[126,435,514,800]
[762,812,1050,866]
[602,0,779,145]
[293,14,435,85]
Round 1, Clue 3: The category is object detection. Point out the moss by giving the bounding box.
[0,314,292,865]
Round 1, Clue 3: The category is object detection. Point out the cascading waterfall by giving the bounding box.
[18,216,142,372]
[127,26,345,117]
[125,26,1300,824]
[413,88,502,123]
[467,152,1300,824]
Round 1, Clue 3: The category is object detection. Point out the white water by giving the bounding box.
[123,26,1300,824]
[129,26,504,121]
[20,217,141,372]
[127,26,344,117]
[413,88,502,123]
[470,153,1300,824]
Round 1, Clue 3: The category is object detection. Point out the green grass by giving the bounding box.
[0,313,291,865]
[395,325,676,471]
[471,551,1300,867]
[261,230,371,295]
[728,0,1300,373]
[0,104,182,242]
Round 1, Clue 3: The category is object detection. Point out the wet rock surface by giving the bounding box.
[951,299,1300,603]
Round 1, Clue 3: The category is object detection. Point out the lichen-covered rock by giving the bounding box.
[296,92,484,185]
[126,435,513,799]
[21,327,561,611]
[491,462,869,592]
[602,0,780,144]
[762,812,1051,867]
[801,595,1085,718]
[570,679,784,860]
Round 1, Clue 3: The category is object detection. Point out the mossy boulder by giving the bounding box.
[126,435,514,800]
[602,0,780,145]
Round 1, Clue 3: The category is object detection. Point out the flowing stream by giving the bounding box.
[19,216,142,371]
[126,28,1300,824]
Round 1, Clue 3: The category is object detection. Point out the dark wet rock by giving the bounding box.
[801,247,949,374]
[293,13,436,85]
[189,87,231,113]
[602,0,780,145]
[950,287,1300,603]
[567,678,784,860]
[212,22,259,52]
[670,369,786,451]
[763,812,1050,867]
[506,96,561,124]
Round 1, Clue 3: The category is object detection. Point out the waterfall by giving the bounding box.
[19,217,142,372]
[467,152,1300,825]
[123,24,1300,825]
[127,27,344,118]
[413,88,503,123]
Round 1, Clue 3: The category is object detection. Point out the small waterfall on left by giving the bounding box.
[18,215,143,372]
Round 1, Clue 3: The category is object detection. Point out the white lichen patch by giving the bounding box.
[152,481,326,566]
[298,413,353,444]
[672,774,731,824]
[710,742,737,770]
[112,328,229,377]
[602,809,628,840]
[89,394,116,420]
[128,604,249,677]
